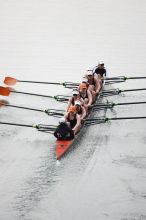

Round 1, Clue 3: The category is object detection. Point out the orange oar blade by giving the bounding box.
[4,77,17,85]
[0,86,11,96]
[5,86,15,91]
[0,99,9,107]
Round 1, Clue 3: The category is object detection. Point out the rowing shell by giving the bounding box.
[56,140,73,160]
[55,83,105,160]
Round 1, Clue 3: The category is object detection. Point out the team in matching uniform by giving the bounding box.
[54,61,107,140]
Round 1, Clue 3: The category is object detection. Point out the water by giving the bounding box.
[0,0,146,219]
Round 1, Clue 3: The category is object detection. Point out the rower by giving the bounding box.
[81,77,89,88]
[64,106,81,135]
[93,61,107,80]
[78,83,92,109]
[66,89,83,112]
[86,70,101,102]
[74,100,86,121]
[54,117,74,140]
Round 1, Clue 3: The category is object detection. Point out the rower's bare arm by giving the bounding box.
[81,106,86,119]
[66,98,72,112]
[87,90,92,106]
[73,115,81,131]
[95,78,101,94]
[64,112,68,120]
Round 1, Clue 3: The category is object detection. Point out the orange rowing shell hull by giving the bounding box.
[56,140,73,160]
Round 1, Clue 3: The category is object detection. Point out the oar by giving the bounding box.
[0,121,57,134]
[105,80,126,85]
[0,86,70,102]
[4,76,79,89]
[85,116,146,126]
[92,101,146,110]
[0,99,9,107]
[104,76,146,81]
[0,100,64,117]
[103,76,146,85]
[101,88,146,97]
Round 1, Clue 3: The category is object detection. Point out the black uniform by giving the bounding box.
[76,106,82,115]
[54,123,74,140]
[94,67,106,77]
[67,114,77,129]
[80,91,88,100]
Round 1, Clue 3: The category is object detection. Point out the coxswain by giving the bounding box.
[86,70,101,102]
[64,106,81,135]
[54,117,74,140]
[74,100,86,121]
[93,61,107,80]
[66,89,84,112]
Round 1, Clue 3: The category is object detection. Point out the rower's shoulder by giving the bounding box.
[64,112,69,117]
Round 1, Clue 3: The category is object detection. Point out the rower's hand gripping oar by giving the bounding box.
[0,121,57,134]
[0,100,64,118]
[4,77,79,89]
[0,86,70,102]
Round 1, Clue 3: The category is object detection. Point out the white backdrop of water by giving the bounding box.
[0,0,146,219]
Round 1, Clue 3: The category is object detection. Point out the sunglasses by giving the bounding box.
[73,94,78,96]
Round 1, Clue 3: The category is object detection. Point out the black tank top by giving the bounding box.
[88,77,95,86]
[94,67,106,77]
[77,106,82,115]
[67,113,77,128]
[80,91,88,100]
